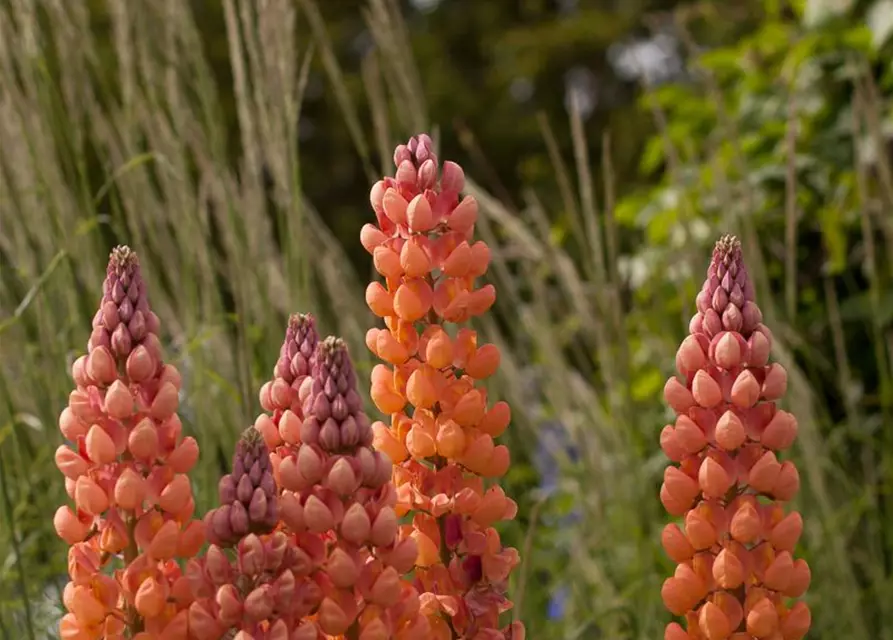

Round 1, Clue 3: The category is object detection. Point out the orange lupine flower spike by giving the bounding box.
[186,428,327,638]
[54,246,204,637]
[363,135,524,640]
[659,235,811,640]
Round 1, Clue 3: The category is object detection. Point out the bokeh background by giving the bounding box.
[1,0,892,637]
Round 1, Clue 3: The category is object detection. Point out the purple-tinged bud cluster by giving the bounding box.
[205,428,279,547]
[300,337,375,455]
[275,313,319,385]
[89,245,161,362]
[684,235,774,373]
[692,234,763,340]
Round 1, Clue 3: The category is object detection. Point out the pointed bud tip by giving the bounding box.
[713,234,741,263]
[288,312,316,333]
[109,245,139,270]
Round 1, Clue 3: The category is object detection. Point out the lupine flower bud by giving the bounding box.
[205,428,278,547]
[362,136,522,638]
[54,246,204,638]
[659,235,810,639]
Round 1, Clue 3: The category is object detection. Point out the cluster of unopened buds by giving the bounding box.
[54,246,204,638]
[362,135,524,640]
[659,235,811,640]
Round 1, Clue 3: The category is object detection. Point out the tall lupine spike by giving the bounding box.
[275,336,428,639]
[363,136,524,640]
[54,246,204,638]
[659,235,811,640]
[187,428,327,637]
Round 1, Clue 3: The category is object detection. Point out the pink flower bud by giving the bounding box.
[761,363,788,400]
[327,547,359,588]
[188,600,221,638]
[215,584,242,626]
[676,335,708,376]
[370,566,401,607]
[730,370,760,408]
[110,323,133,357]
[55,445,89,479]
[200,546,230,587]
[715,410,747,451]
[448,196,478,233]
[318,417,341,451]
[748,330,772,366]
[54,506,91,544]
[104,380,133,419]
[244,584,274,622]
[360,224,388,254]
[255,413,281,449]
[259,381,275,412]
[149,519,180,560]
[149,381,179,420]
[159,474,191,514]
[248,487,268,522]
[761,410,798,451]
[229,501,249,537]
[773,461,801,501]
[278,455,305,491]
[75,475,109,515]
[85,424,116,465]
[318,596,351,635]
[300,416,321,445]
[279,409,302,445]
[340,502,371,544]
[441,160,465,193]
[407,194,435,232]
[167,436,199,473]
[327,457,358,496]
[87,347,117,385]
[134,577,168,617]
[370,506,398,548]
[270,378,293,410]
[114,467,147,510]
[68,389,100,422]
[125,345,155,382]
[713,332,742,369]
[238,534,265,576]
[304,495,335,533]
[387,538,419,575]
[71,355,91,387]
[59,407,88,441]
[66,583,108,626]
[691,370,722,408]
[663,377,696,414]
[748,451,782,494]
[128,418,159,460]
[178,520,204,558]
[297,445,323,484]
[699,457,733,499]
